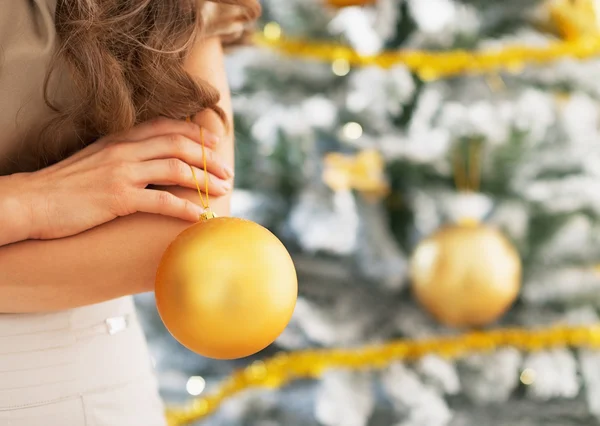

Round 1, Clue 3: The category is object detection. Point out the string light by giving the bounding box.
[186,376,207,396]
[520,368,537,386]
[341,122,363,140]
[332,58,351,76]
[263,22,282,41]
[166,325,600,425]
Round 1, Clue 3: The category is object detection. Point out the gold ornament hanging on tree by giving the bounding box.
[409,142,521,328]
[154,121,298,360]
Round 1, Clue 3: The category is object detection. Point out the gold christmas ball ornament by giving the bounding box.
[409,224,521,328]
[155,215,298,360]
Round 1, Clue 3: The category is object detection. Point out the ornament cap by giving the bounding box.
[456,217,481,227]
[445,192,493,225]
[199,210,218,221]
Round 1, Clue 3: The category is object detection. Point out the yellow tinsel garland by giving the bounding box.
[166,325,600,425]
[252,31,600,80]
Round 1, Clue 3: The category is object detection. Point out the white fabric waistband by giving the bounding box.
[0,296,136,338]
[0,297,156,410]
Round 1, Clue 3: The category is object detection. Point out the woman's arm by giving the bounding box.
[0,37,233,313]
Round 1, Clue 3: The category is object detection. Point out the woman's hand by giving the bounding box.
[3,117,233,242]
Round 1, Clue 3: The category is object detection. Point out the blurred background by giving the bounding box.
[135,0,600,424]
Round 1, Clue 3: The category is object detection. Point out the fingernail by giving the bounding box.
[200,129,219,147]
[221,180,232,192]
[207,134,219,147]
[202,135,217,148]
[223,165,234,178]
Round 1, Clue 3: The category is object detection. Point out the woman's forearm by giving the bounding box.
[0,36,234,313]
[0,174,32,246]
[0,188,231,313]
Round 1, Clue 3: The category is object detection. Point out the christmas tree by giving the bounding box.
[135,0,600,424]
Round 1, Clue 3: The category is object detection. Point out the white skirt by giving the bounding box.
[0,296,167,426]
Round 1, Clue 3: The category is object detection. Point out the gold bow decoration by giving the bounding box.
[535,0,600,40]
[322,150,390,198]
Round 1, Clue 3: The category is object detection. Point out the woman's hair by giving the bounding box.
[35,0,259,168]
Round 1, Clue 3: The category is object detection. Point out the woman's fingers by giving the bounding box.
[121,134,231,180]
[118,117,220,146]
[62,118,217,163]
[131,188,206,223]
[133,159,232,196]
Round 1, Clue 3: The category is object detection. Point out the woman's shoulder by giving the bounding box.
[0,0,57,74]
[0,0,60,173]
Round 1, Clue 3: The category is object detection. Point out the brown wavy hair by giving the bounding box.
[35,0,260,168]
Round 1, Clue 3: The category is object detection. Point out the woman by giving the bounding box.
[0,0,260,424]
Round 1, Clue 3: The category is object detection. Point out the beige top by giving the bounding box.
[0,0,254,175]
[0,2,255,415]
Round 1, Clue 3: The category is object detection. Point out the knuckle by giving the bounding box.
[168,158,186,178]
[206,149,216,163]
[183,200,196,215]
[113,187,128,204]
[107,183,130,216]
[187,120,200,132]
[156,191,173,207]
[107,172,127,194]
[103,143,124,160]
[170,135,187,154]
[150,116,169,129]
[167,133,184,147]
[116,161,135,182]
[103,163,132,198]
